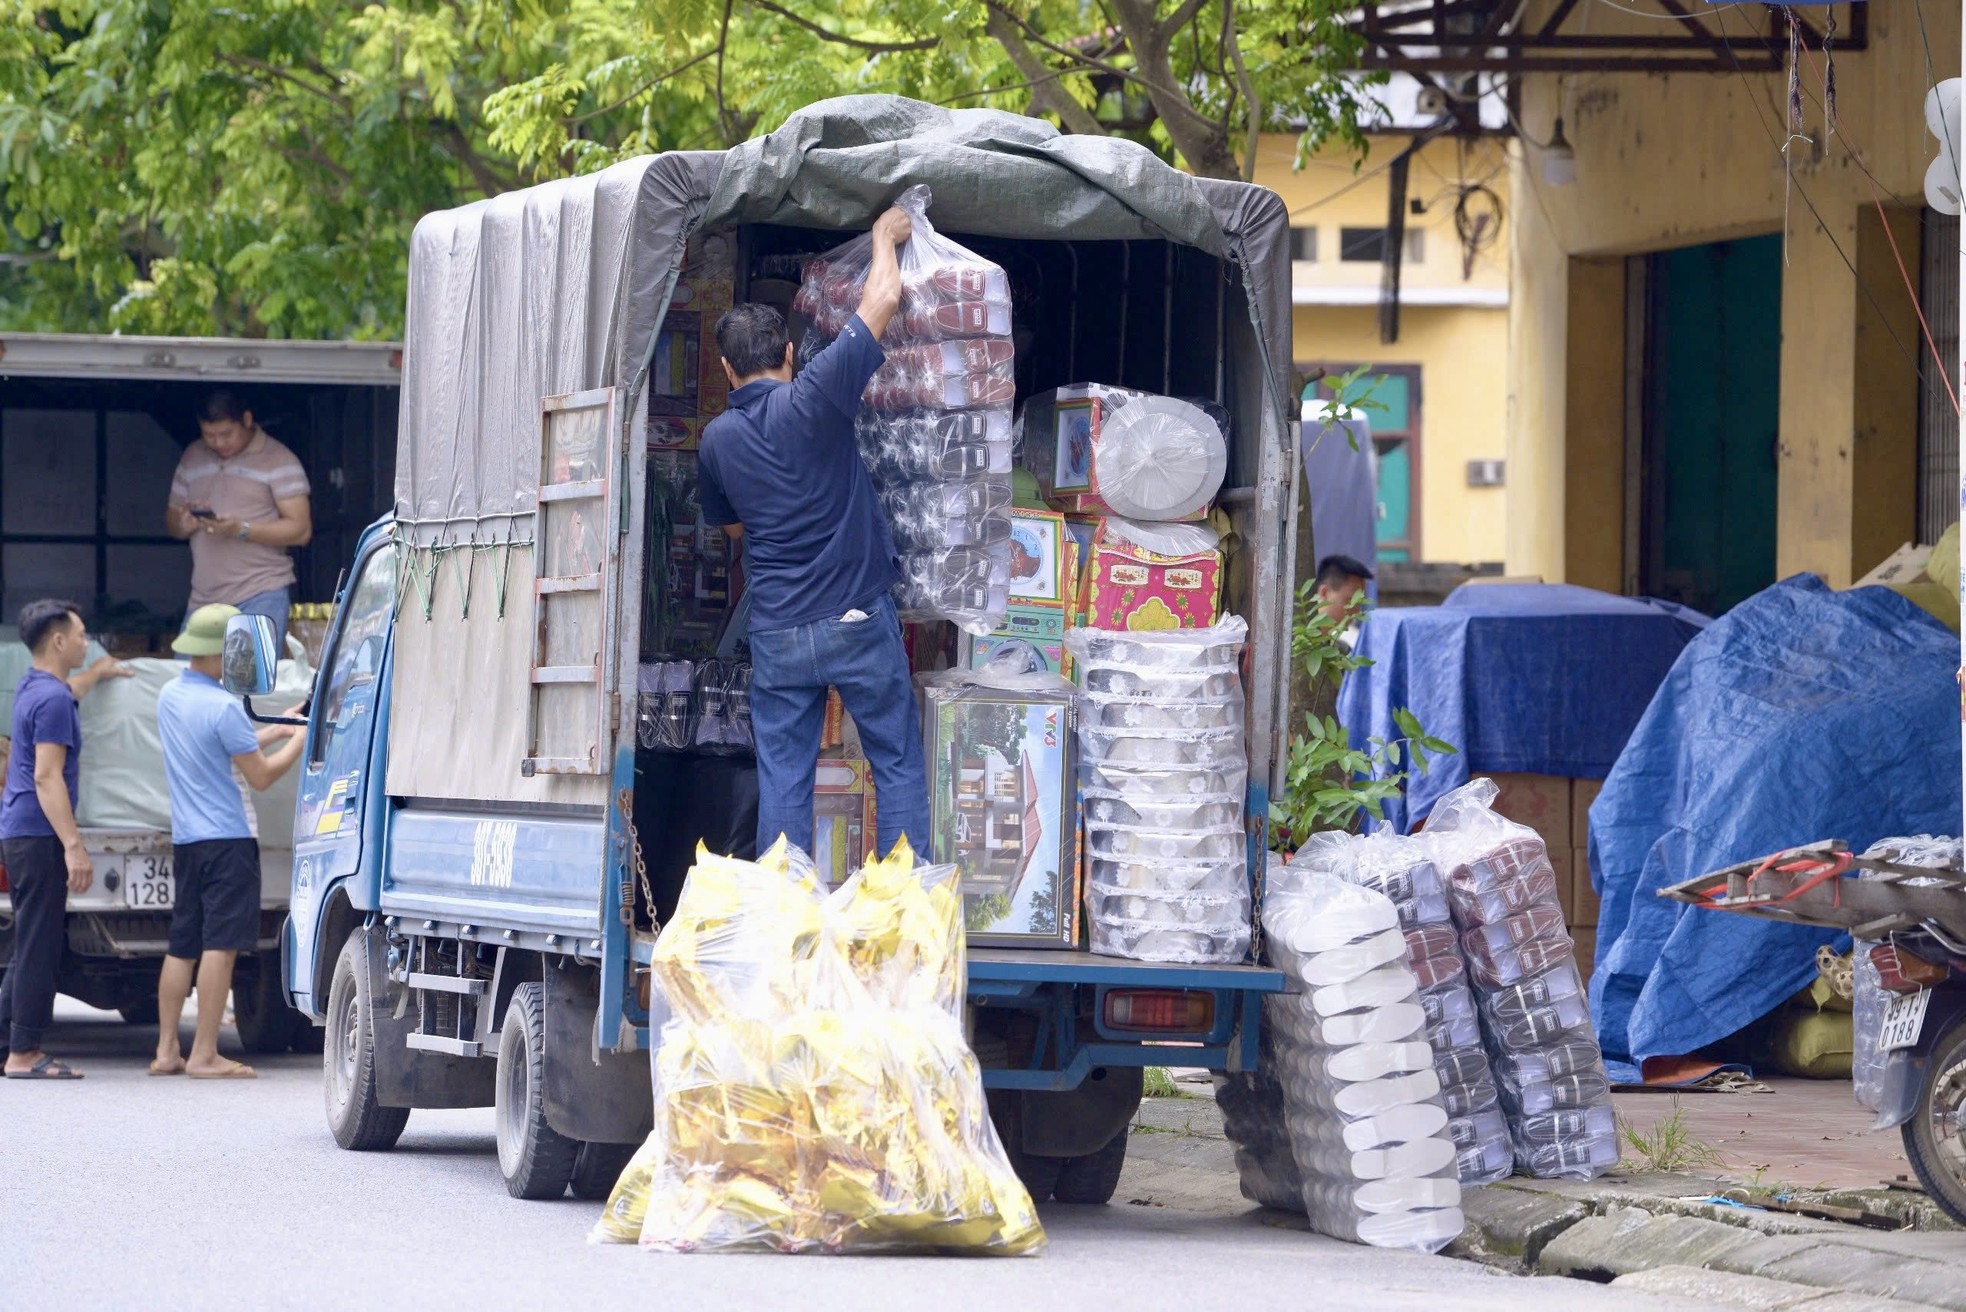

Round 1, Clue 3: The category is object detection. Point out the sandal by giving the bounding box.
[6,1055,82,1080]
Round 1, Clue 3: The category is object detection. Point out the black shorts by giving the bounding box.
[167,839,261,957]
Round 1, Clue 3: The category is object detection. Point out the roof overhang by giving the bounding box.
[0,333,403,386]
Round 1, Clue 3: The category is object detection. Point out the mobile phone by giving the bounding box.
[189,508,217,520]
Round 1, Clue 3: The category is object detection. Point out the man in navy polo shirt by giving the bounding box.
[0,600,101,1079]
[698,205,930,861]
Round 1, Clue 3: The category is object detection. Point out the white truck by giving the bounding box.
[0,333,399,1049]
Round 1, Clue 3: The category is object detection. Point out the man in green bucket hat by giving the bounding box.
[149,604,306,1079]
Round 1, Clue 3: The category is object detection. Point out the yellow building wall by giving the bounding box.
[1291,304,1510,564]
[1257,133,1511,565]
[1506,0,1960,586]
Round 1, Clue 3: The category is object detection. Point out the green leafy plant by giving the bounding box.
[1269,579,1454,848]
[1142,1066,1186,1098]
[1304,364,1390,455]
[1619,1102,1724,1175]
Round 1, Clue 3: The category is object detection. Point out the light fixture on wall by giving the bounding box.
[1542,117,1576,187]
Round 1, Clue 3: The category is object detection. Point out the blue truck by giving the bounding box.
[237,98,1304,1203]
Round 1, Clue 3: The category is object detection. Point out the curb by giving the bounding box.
[1459,1180,1966,1312]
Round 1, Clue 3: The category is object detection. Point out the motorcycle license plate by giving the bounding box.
[1881,988,1932,1052]
[124,854,176,910]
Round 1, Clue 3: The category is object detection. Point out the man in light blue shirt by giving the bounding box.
[150,604,305,1080]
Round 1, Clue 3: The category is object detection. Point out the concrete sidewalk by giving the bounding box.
[1120,1075,1966,1312]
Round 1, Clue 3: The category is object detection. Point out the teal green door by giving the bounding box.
[1376,440,1412,563]
[1642,235,1782,615]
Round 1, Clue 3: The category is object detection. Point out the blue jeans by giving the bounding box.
[748,595,929,862]
[235,586,291,652]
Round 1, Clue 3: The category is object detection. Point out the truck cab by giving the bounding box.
[258,98,1302,1205]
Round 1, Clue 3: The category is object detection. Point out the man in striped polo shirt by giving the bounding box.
[164,390,313,646]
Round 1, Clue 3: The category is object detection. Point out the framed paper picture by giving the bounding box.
[924,685,1078,948]
[1006,509,1064,603]
[1052,398,1095,492]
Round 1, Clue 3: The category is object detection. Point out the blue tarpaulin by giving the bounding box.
[1337,583,1709,832]
[1589,575,1961,1082]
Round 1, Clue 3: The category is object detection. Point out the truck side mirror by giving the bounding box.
[222,613,279,696]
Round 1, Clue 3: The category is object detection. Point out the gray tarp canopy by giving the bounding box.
[395,95,1292,547]
[388,95,1293,807]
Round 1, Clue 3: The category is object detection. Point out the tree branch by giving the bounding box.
[983,5,1105,135]
[216,54,351,111]
[1156,0,1210,44]
[1223,1,1260,182]
[442,122,514,196]
[571,47,719,124]
[984,1,1145,89]
[747,0,939,52]
[1106,0,1237,173]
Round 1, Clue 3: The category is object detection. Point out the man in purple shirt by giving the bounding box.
[0,600,101,1078]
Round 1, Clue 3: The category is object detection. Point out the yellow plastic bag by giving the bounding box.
[593,837,1044,1255]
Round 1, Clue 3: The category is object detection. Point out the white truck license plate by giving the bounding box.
[124,855,176,910]
[1881,988,1931,1052]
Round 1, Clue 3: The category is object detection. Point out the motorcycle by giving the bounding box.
[1665,841,1966,1223]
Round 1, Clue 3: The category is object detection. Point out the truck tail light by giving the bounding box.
[1873,943,1950,994]
[1104,989,1214,1034]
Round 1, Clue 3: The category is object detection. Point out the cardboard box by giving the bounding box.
[1080,518,1223,631]
[1572,777,1603,853]
[1488,773,1573,851]
[1571,926,1597,987]
[1006,509,1068,609]
[1548,845,1576,925]
[1569,845,1600,930]
[924,683,1078,947]
[813,757,875,889]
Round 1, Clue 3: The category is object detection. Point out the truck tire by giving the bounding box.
[234,954,305,1054]
[324,933,410,1152]
[496,982,579,1200]
[570,1140,639,1201]
[1902,1013,1966,1226]
[1052,1130,1129,1205]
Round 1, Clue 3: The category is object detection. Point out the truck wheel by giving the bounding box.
[1902,1013,1966,1225]
[570,1141,639,1201]
[233,954,304,1054]
[496,982,579,1200]
[325,933,409,1152]
[1052,1129,1129,1205]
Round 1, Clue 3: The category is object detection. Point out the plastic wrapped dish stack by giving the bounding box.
[796,185,1013,635]
[1064,616,1251,964]
[1262,865,1465,1251]
[1293,831,1513,1186]
[1426,780,1618,1181]
[592,837,1043,1255]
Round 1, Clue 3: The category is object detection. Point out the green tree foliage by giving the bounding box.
[0,0,1375,338]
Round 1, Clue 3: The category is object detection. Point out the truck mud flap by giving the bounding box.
[361,925,496,1110]
[542,964,653,1144]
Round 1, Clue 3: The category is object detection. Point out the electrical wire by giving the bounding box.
[1588,0,1704,21]
[1790,34,1961,414]
[1709,4,1930,399]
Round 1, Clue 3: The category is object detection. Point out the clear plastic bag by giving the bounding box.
[1289,829,1511,1186]
[1422,779,1618,1181]
[1066,617,1251,965]
[797,185,1013,635]
[593,837,1044,1254]
[1261,865,1465,1251]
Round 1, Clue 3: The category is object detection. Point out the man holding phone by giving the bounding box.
[165,390,313,646]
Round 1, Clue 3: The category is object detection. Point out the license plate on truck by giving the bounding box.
[1881,988,1931,1052]
[123,854,176,910]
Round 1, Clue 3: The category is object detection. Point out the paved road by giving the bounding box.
[12,1001,1706,1311]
